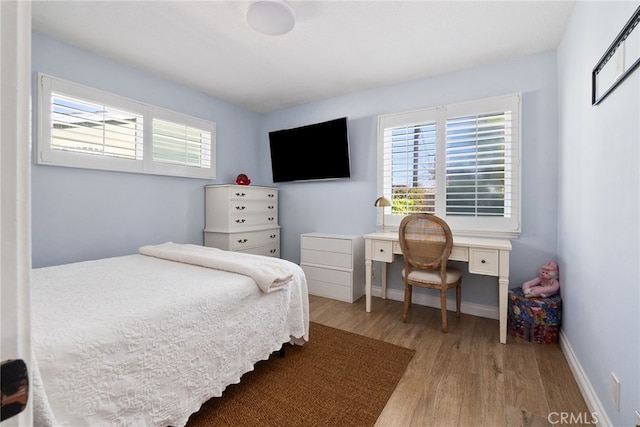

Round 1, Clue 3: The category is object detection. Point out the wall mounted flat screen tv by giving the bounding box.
[269,117,351,183]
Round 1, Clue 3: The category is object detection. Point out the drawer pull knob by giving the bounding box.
[270,249,276,253]
[268,194,275,198]
[481,259,486,264]
[237,239,248,244]
[235,219,246,224]
[268,205,274,209]
[235,192,246,197]
[268,217,274,221]
[380,249,384,252]
[270,234,276,239]
[235,206,246,210]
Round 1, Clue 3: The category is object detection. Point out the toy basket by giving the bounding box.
[508,287,562,344]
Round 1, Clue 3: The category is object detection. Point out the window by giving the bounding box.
[378,94,521,237]
[37,73,215,179]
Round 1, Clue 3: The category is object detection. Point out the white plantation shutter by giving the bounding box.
[38,74,216,179]
[51,93,143,161]
[381,119,437,214]
[149,111,214,179]
[153,120,209,167]
[445,111,512,217]
[378,94,520,237]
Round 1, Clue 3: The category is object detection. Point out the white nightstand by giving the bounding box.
[300,233,364,303]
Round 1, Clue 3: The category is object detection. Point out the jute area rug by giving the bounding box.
[186,322,415,427]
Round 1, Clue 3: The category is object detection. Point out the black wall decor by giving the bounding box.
[592,6,640,105]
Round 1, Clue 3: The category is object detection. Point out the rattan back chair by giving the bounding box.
[399,214,462,332]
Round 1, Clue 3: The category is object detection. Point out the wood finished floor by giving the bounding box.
[308,294,591,427]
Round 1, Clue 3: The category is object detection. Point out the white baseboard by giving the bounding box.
[559,330,611,427]
[371,285,499,320]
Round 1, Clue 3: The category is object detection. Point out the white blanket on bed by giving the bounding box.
[32,254,309,427]
[139,242,292,293]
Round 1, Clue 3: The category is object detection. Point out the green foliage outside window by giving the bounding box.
[391,187,435,215]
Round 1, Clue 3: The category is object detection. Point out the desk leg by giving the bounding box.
[380,261,387,300]
[498,248,510,344]
[365,259,372,312]
[499,277,508,344]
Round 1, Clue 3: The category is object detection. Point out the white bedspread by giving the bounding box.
[31,253,309,427]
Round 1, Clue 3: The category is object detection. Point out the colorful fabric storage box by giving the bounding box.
[508,287,561,344]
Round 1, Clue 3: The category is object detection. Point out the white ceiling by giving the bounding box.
[31,0,576,113]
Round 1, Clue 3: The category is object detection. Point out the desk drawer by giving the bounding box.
[450,246,468,262]
[393,241,403,255]
[392,240,467,260]
[371,240,395,262]
[469,248,499,276]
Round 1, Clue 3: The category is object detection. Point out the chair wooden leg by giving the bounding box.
[440,290,448,333]
[456,284,461,318]
[402,283,412,323]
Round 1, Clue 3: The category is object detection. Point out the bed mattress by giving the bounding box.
[31,253,309,426]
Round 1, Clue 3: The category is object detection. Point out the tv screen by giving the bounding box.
[269,117,351,183]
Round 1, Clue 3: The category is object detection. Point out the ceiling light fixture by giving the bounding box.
[246,0,296,36]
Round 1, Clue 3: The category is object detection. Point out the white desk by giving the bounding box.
[364,231,512,344]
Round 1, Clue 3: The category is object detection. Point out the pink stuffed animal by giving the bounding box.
[523,262,560,298]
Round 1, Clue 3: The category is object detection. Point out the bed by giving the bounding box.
[31,242,309,427]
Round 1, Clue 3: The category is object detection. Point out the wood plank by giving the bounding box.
[308,295,589,426]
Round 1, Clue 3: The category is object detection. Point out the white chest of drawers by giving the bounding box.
[300,233,364,303]
[204,185,280,257]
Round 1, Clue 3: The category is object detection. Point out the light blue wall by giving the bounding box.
[32,31,561,309]
[31,32,260,267]
[557,2,639,425]
[258,51,560,307]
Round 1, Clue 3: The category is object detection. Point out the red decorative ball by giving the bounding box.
[236,174,251,185]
